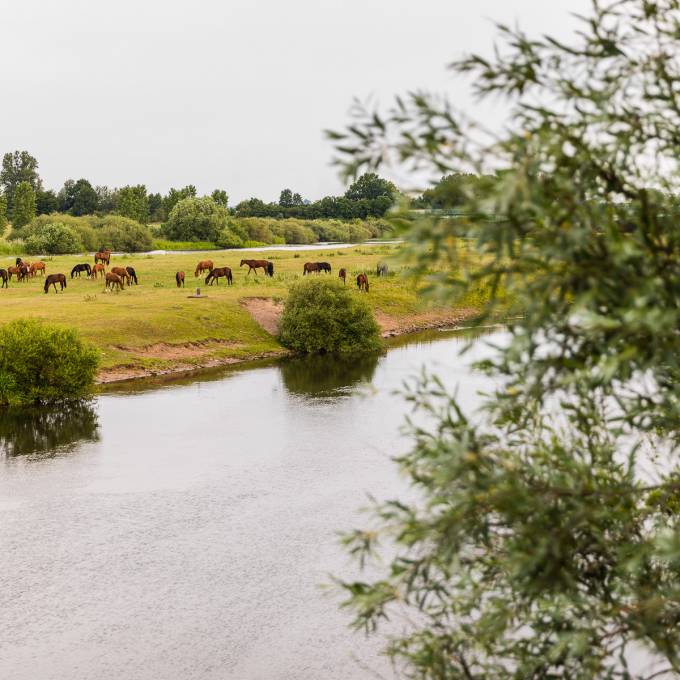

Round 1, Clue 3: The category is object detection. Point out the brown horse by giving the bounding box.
[105,272,124,291]
[356,273,369,292]
[206,266,233,285]
[111,267,131,286]
[0,269,7,288]
[176,271,185,287]
[30,261,46,277]
[44,273,67,293]
[338,268,347,284]
[240,259,273,276]
[94,249,111,265]
[126,266,138,285]
[195,260,214,277]
[7,265,21,280]
[17,263,30,281]
[303,262,320,275]
[91,263,106,279]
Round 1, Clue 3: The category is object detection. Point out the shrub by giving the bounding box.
[95,215,153,251]
[164,197,229,242]
[214,229,244,249]
[24,222,84,254]
[20,214,99,250]
[278,279,381,354]
[0,320,99,406]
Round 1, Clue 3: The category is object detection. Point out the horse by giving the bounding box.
[195,260,214,277]
[105,272,124,291]
[319,262,331,273]
[240,259,272,276]
[303,262,323,275]
[94,249,111,265]
[30,262,46,277]
[0,269,7,288]
[15,257,22,267]
[376,262,389,277]
[17,263,30,281]
[126,266,138,285]
[206,266,233,285]
[338,268,347,284]
[7,265,20,280]
[357,273,369,292]
[176,271,185,288]
[111,267,131,287]
[44,273,67,293]
[91,263,106,279]
[71,263,91,278]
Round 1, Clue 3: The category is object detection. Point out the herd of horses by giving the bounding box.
[0,252,386,295]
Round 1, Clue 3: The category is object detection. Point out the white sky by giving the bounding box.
[0,0,590,203]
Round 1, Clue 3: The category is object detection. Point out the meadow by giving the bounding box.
[0,244,482,381]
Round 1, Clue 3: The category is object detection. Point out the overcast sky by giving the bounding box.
[1,0,590,203]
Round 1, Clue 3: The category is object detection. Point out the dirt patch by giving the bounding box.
[114,339,243,360]
[375,308,479,337]
[240,297,284,335]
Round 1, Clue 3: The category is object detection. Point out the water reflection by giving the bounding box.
[280,352,380,396]
[0,402,99,457]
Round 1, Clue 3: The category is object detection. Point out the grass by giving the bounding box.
[0,244,488,379]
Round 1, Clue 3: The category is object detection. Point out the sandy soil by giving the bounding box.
[240,297,284,335]
[113,339,243,360]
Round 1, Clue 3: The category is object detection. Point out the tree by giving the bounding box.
[279,188,293,207]
[12,181,36,229]
[0,193,7,233]
[148,192,164,222]
[332,1,680,677]
[36,189,58,215]
[116,185,149,224]
[344,172,394,201]
[24,222,84,254]
[58,178,98,216]
[211,189,228,207]
[164,196,229,242]
[0,151,41,216]
[163,185,196,217]
[95,185,116,213]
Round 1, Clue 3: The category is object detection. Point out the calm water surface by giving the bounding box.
[0,331,497,680]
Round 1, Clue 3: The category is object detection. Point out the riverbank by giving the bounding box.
[0,243,489,384]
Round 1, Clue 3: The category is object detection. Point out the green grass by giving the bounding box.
[0,244,486,377]
[152,239,219,251]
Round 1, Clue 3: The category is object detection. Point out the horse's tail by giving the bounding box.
[62,275,66,288]
[267,262,274,277]
[228,270,233,284]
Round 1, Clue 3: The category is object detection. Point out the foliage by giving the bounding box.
[279,279,381,354]
[24,222,84,254]
[415,172,498,209]
[58,178,98,216]
[0,193,7,234]
[0,150,40,215]
[12,181,36,228]
[164,196,230,242]
[331,1,680,677]
[95,215,153,252]
[211,189,229,207]
[116,184,149,223]
[344,172,395,201]
[0,320,99,406]
[163,185,197,218]
[214,229,244,249]
[20,214,99,250]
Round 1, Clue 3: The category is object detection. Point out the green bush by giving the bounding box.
[95,215,153,251]
[214,229,244,249]
[0,320,99,406]
[24,222,84,254]
[278,279,381,354]
[164,197,229,242]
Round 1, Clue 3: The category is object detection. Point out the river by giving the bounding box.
[0,330,496,679]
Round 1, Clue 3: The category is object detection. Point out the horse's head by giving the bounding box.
[240,260,246,266]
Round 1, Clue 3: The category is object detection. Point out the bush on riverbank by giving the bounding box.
[0,320,99,406]
[25,222,84,254]
[278,279,381,354]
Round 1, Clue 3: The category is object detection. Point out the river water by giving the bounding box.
[0,330,496,680]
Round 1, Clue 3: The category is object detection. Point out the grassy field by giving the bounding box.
[0,244,481,381]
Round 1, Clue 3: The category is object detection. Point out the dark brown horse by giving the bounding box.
[17,263,30,281]
[206,266,233,285]
[30,261,46,277]
[176,271,185,288]
[94,250,111,265]
[0,269,7,288]
[338,268,347,284]
[7,265,21,280]
[91,263,106,279]
[71,263,91,278]
[195,260,214,277]
[240,259,273,276]
[356,273,369,292]
[105,272,124,291]
[126,266,138,285]
[44,273,67,293]
[111,267,131,287]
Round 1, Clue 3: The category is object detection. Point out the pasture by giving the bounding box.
[0,244,481,380]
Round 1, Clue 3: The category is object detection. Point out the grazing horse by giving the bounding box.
[7,265,21,280]
[44,273,67,293]
[111,267,131,286]
[356,273,369,292]
[338,267,347,284]
[376,262,389,277]
[71,263,92,278]
[240,259,272,276]
[318,262,331,273]
[105,272,124,291]
[0,269,7,288]
[303,262,322,275]
[94,249,111,265]
[206,266,233,285]
[15,257,22,267]
[91,263,106,279]
[125,266,138,285]
[176,271,185,288]
[195,260,214,277]
[17,263,30,281]
[30,262,46,277]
